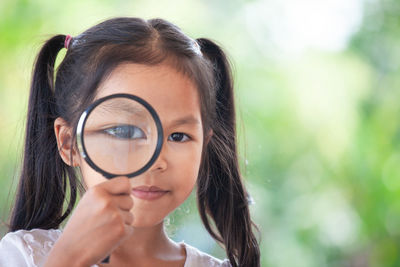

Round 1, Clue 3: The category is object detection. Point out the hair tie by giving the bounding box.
[64,35,72,49]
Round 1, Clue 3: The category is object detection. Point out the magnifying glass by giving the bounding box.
[76,93,163,263]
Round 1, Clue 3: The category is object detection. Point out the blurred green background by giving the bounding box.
[1,0,400,266]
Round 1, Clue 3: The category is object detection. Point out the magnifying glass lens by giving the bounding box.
[82,97,158,175]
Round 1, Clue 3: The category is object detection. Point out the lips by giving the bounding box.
[132,186,166,192]
[131,186,169,200]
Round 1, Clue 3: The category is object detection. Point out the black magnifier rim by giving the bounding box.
[77,93,163,179]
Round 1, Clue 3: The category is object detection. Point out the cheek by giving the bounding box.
[172,144,203,194]
[79,159,107,189]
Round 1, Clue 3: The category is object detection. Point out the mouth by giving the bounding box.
[131,186,169,200]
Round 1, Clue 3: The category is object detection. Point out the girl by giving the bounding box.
[0,17,260,266]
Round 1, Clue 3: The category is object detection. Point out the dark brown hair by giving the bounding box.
[9,17,260,267]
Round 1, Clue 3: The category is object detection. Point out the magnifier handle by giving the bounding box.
[101,255,110,264]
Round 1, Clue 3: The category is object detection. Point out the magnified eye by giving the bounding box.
[103,125,146,140]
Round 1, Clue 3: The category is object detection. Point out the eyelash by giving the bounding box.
[103,125,146,140]
[168,132,191,142]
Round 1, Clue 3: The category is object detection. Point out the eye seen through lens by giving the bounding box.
[77,94,163,178]
[102,124,147,140]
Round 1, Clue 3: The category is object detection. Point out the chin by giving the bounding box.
[131,217,165,228]
[130,209,169,228]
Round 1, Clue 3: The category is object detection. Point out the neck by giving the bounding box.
[113,220,182,260]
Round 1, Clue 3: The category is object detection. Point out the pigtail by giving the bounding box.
[9,35,79,231]
[196,38,260,267]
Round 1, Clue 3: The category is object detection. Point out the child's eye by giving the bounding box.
[103,125,146,140]
[168,132,190,142]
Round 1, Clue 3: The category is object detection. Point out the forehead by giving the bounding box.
[95,63,201,123]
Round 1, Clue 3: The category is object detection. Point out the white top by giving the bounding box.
[0,228,231,267]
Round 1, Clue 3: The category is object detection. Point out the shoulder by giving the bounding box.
[0,228,62,267]
[181,242,232,267]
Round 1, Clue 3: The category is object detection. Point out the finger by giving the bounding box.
[100,177,131,195]
[121,224,133,241]
[124,225,133,235]
[120,210,134,226]
[113,195,134,211]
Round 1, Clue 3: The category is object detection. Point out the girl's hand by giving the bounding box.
[45,177,134,267]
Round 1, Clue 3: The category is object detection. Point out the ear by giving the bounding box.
[205,129,213,145]
[54,117,79,167]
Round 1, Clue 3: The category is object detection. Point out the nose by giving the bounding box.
[149,140,168,172]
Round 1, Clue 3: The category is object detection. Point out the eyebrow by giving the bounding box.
[169,116,201,127]
[98,100,148,118]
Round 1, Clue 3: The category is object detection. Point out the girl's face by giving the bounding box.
[77,63,204,227]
